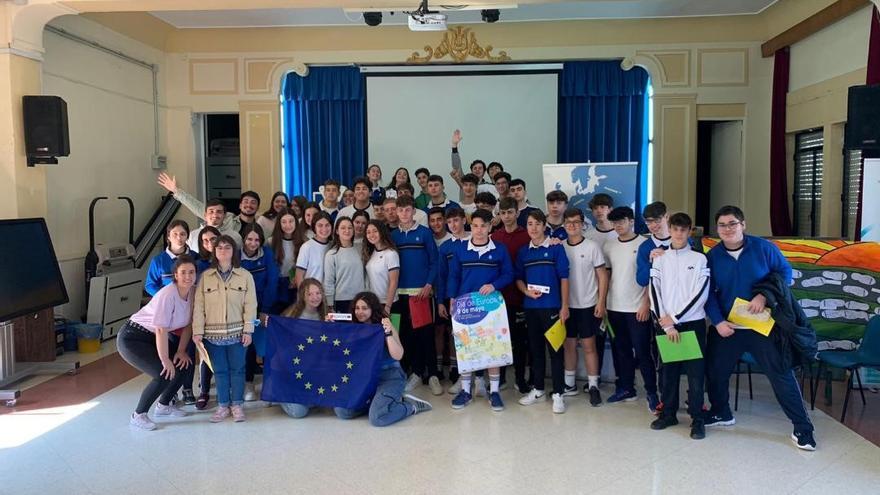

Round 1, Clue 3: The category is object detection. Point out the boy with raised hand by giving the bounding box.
[545,190,570,240]
[447,209,514,411]
[450,129,495,198]
[602,206,660,412]
[491,196,532,394]
[158,172,248,248]
[396,183,428,227]
[509,179,538,228]
[424,174,461,215]
[704,205,816,451]
[338,176,375,219]
[561,208,608,406]
[585,193,618,250]
[414,167,432,210]
[392,195,442,395]
[648,212,711,440]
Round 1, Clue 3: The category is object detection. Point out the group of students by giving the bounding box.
[118,147,816,451]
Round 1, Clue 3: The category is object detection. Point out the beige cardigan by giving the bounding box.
[193,267,258,341]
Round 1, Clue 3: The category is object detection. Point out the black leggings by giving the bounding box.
[116,323,185,414]
[525,308,565,395]
[393,295,438,379]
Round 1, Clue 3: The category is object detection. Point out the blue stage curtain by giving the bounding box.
[559,61,650,230]
[281,66,365,197]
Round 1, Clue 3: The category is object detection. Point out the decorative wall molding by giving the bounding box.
[245,58,292,94]
[634,49,691,87]
[407,26,511,64]
[189,58,239,95]
[697,48,749,87]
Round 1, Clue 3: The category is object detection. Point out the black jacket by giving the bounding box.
[752,272,818,368]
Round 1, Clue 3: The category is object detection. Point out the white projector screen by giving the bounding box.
[366,71,558,210]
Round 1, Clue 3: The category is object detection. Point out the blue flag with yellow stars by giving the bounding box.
[262,316,386,410]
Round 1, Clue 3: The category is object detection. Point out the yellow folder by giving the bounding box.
[544,319,566,352]
[195,341,214,373]
[727,297,775,336]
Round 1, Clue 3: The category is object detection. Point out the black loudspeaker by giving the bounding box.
[846,84,880,150]
[22,95,69,166]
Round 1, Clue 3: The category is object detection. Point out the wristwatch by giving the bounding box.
[384,329,393,337]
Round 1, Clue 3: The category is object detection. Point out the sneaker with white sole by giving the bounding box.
[704,413,736,427]
[428,376,443,396]
[404,394,433,415]
[447,378,462,395]
[244,382,257,402]
[231,405,246,422]
[154,402,188,418]
[474,377,487,397]
[210,406,231,423]
[791,431,816,451]
[552,393,566,414]
[489,392,505,412]
[404,374,421,392]
[130,412,157,430]
[518,389,547,406]
[563,384,579,397]
[451,390,473,409]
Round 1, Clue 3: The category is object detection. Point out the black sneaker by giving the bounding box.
[690,419,706,440]
[791,431,816,451]
[563,384,579,397]
[588,386,602,407]
[650,415,678,430]
[704,413,736,427]
[182,389,196,406]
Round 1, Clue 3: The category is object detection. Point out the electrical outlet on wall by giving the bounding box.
[151,154,167,170]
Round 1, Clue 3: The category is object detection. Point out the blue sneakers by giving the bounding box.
[451,390,473,409]
[606,389,637,403]
[647,392,661,414]
[489,392,505,412]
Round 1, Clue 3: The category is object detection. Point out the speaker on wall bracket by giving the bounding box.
[22,95,70,167]
[846,84,880,151]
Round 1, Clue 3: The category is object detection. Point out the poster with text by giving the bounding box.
[451,291,513,373]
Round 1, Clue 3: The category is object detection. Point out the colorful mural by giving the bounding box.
[701,238,880,347]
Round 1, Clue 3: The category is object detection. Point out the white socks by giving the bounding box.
[489,374,500,394]
[588,375,599,389]
[460,374,472,394]
[564,370,576,387]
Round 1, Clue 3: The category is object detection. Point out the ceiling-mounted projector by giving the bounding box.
[408,12,447,31]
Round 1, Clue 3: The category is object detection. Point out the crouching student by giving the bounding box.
[330,292,433,426]
[447,210,514,411]
[516,210,571,414]
[561,208,608,407]
[647,213,710,440]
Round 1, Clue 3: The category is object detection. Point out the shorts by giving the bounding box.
[566,307,601,339]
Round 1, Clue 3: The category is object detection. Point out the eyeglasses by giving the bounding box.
[716,221,743,230]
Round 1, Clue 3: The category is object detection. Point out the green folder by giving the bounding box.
[390,313,401,332]
[656,331,703,363]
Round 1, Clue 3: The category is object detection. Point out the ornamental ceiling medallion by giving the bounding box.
[407,26,511,64]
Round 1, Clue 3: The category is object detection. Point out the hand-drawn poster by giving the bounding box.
[451,291,513,373]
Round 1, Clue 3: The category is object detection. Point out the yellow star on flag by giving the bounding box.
[343,348,351,355]
[295,371,303,379]
[341,375,349,383]
[320,334,328,342]
[306,336,314,344]
[305,382,312,390]
[333,339,341,346]
[292,357,300,365]
[331,385,338,392]
[298,344,305,351]
[318,387,325,395]
[346,361,354,369]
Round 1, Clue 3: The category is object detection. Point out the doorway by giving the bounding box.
[696,120,743,236]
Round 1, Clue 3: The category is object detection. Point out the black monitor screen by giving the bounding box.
[0,218,69,322]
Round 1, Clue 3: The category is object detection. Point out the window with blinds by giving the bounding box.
[843,148,862,239]
[793,130,823,237]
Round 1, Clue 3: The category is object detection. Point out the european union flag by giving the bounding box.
[262,317,386,410]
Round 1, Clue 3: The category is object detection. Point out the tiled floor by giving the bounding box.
[1,353,879,494]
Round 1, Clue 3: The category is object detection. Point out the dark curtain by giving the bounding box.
[769,48,793,236]
[281,66,365,197]
[856,7,880,241]
[558,61,650,231]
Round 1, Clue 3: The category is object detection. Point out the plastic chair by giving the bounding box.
[810,315,880,422]
[734,352,757,411]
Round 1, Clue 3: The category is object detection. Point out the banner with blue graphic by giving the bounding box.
[262,317,385,410]
[542,162,638,226]
[451,291,513,373]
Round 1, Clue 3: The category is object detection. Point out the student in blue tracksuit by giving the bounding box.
[704,205,816,451]
[447,209,513,412]
[239,222,279,401]
[145,220,199,296]
[391,195,441,394]
[515,209,571,414]
[435,207,470,395]
[544,190,569,240]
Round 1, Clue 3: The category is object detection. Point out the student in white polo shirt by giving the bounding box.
[561,208,608,407]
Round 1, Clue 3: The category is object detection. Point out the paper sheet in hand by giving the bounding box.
[656,331,703,363]
[195,341,213,373]
[544,319,566,352]
[727,297,775,336]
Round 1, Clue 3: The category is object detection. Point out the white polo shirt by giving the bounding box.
[603,234,648,313]
[564,237,606,309]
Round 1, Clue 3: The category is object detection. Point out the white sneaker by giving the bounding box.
[405,374,421,392]
[154,402,188,418]
[130,412,157,430]
[428,376,443,396]
[552,393,566,414]
[447,378,462,395]
[244,382,257,402]
[474,377,487,397]
[518,389,547,406]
